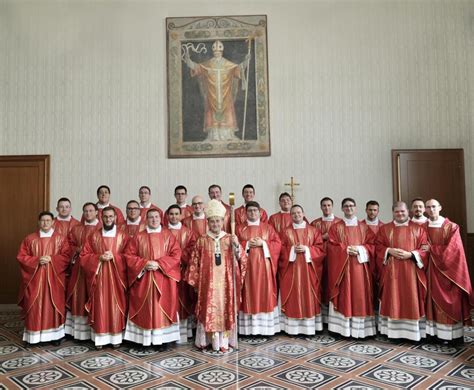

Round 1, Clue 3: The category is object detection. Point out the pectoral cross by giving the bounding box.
[284,176,300,202]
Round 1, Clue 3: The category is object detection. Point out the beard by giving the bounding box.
[103,222,115,231]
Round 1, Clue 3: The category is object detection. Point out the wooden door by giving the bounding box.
[0,155,50,303]
[392,149,471,280]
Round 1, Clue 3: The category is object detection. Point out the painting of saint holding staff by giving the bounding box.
[167,16,270,158]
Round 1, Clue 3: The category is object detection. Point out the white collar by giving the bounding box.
[193,213,205,220]
[102,225,117,237]
[322,214,335,221]
[292,221,307,229]
[280,210,290,214]
[85,219,99,226]
[247,219,260,226]
[179,203,188,208]
[127,216,141,226]
[412,216,428,224]
[365,218,379,226]
[140,202,151,209]
[207,231,226,240]
[343,216,358,226]
[394,220,409,227]
[39,229,54,238]
[97,203,110,209]
[428,216,445,228]
[146,225,162,233]
[168,222,182,230]
[56,215,71,221]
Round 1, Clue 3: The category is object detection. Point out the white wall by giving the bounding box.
[1,0,473,228]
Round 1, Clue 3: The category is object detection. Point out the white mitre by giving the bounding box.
[206,199,226,219]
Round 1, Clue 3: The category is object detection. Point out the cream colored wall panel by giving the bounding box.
[1,0,472,228]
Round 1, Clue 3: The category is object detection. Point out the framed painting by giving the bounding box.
[166,15,270,158]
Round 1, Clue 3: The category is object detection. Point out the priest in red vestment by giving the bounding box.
[17,211,71,345]
[310,197,341,323]
[269,192,294,238]
[424,199,473,342]
[80,207,129,348]
[65,202,100,340]
[208,184,231,232]
[122,200,146,238]
[138,185,164,221]
[234,184,268,226]
[279,205,325,335]
[375,201,429,341]
[183,195,208,237]
[185,199,247,352]
[237,201,281,335]
[81,185,125,225]
[124,209,182,346]
[54,197,80,236]
[327,198,376,338]
[166,205,197,343]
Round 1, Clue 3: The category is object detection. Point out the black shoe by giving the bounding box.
[112,344,121,349]
[95,345,103,350]
[52,339,62,346]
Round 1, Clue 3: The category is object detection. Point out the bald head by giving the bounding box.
[191,195,205,216]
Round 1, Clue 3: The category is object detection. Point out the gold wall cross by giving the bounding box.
[284,176,300,202]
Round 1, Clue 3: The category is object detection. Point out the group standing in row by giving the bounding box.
[17,184,473,353]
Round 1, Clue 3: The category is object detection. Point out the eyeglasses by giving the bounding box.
[192,202,203,206]
[127,207,140,211]
[343,205,355,208]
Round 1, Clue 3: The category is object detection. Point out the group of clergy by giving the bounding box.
[16,183,473,353]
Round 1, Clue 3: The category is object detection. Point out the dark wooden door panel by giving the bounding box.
[0,156,50,303]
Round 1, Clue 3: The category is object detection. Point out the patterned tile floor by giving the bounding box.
[0,308,473,389]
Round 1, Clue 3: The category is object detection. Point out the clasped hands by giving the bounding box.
[39,255,51,265]
[346,246,359,256]
[294,244,306,253]
[248,237,264,248]
[145,260,159,271]
[99,251,114,262]
[388,247,412,260]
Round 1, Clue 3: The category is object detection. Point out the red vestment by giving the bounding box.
[54,217,80,237]
[426,219,473,326]
[310,216,341,307]
[327,221,374,317]
[269,212,292,238]
[124,229,181,329]
[237,222,281,314]
[140,204,164,221]
[168,226,196,321]
[186,234,247,332]
[66,223,100,317]
[235,205,268,226]
[80,229,129,336]
[279,225,325,319]
[17,231,71,336]
[121,220,146,238]
[375,222,428,321]
[183,216,208,238]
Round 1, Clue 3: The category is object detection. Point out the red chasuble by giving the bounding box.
[125,230,181,330]
[360,220,384,235]
[310,216,341,307]
[54,217,80,237]
[183,216,208,238]
[17,231,71,332]
[186,234,247,332]
[237,222,281,314]
[168,226,196,321]
[140,204,164,221]
[426,219,473,325]
[121,221,146,238]
[327,221,375,317]
[375,222,428,321]
[80,229,129,334]
[279,225,325,319]
[235,205,268,226]
[66,224,100,317]
[269,212,292,238]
